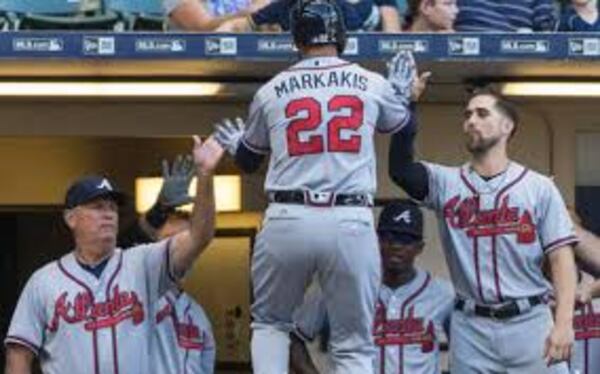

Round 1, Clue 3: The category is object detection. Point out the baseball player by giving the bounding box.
[154,288,216,374]
[570,278,600,374]
[209,1,412,372]
[388,59,578,372]
[291,200,455,374]
[153,211,216,374]
[3,136,223,374]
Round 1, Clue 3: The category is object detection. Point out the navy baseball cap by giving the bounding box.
[64,175,126,209]
[377,200,423,242]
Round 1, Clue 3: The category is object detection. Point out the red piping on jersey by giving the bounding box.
[374,273,431,374]
[543,235,578,252]
[460,169,486,302]
[58,259,100,374]
[286,62,353,72]
[165,238,179,285]
[105,252,123,374]
[183,311,193,374]
[492,168,528,302]
[491,238,502,302]
[473,237,485,302]
[4,335,40,356]
[459,168,478,195]
[399,273,431,374]
[111,327,119,374]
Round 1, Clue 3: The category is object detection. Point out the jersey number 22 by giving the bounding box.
[286,95,364,156]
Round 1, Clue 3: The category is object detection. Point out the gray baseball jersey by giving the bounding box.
[422,161,576,373]
[294,270,455,374]
[153,289,216,374]
[242,56,409,194]
[422,161,577,302]
[571,299,600,374]
[4,240,176,374]
[373,269,454,374]
[247,55,409,374]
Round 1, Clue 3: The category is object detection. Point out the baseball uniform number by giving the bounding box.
[286,95,364,156]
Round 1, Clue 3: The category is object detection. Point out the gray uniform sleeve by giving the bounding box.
[421,161,452,210]
[135,238,178,306]
[374,78,410,134]
[241,93,270,155]
[538,179,578,254]
[293,286,327,341]
[4,271,46,355]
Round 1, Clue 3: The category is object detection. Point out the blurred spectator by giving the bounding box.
[216,0,402,32]
[455,0,557,32]
[558,0,600,31]
[164,0,264,30]
[404,0,458,31]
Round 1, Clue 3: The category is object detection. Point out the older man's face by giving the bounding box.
[68,197,119,249]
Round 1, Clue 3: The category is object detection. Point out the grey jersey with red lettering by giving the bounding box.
[374,269,454,374]
[294,270,455,374]
[422,161,577,302]
[153,290,216,374]
[4,241,175,374]
[242,56,409,195]
[572,299,600,374]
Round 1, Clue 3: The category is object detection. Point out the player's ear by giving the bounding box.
[501,117,514,136]
[63,209,76,230]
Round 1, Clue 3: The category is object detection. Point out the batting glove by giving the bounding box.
[213,117,245,156]
[386,51,416,106]
[157,154,195,208]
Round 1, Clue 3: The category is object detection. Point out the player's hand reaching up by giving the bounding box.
[213,117,245,156]
[386,51,416,106]
[158,154,195,208]
[192,135,224,176]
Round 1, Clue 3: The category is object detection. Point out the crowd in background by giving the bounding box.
[164,0,600,33]
[1,0,600,32]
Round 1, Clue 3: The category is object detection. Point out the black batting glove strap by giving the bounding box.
[145,202,174,230]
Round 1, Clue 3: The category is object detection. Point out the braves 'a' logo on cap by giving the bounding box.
[393,210,411,224]
[97,179,113,191]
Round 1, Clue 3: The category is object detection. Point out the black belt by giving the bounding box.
[455,296,545,320]
[267,190,372,207]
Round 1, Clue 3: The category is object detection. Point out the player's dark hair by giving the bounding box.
[468,86,520,138]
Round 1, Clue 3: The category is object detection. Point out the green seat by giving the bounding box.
[0,0,118,30]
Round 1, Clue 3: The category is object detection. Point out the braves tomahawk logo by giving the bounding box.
[443,195,536,243]
[373,306,436,353]
[47,286,144,332]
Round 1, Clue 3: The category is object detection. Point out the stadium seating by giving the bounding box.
[0,0,119,30]
[104,0,166,31]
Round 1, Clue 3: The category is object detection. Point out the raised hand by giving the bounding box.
[192,135,225,176]
[213,117,246,156]
[387,51,417,105]
[158,154,195,208]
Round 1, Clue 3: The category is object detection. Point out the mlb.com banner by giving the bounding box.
[3,32,600,60]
